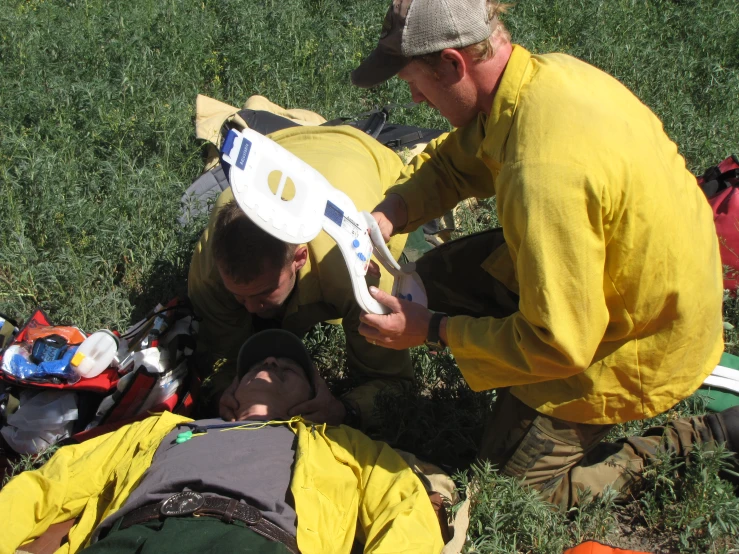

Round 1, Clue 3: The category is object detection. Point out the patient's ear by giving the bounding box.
[293,245,309,271]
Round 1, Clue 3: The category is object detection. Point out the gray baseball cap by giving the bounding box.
[237,329,314,387]
[351,0,492,89]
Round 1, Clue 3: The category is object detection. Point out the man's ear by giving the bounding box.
[292,245,309,271]
[439,48,467,82]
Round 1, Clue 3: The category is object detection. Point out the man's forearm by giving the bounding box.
[374,193,409,235]
[387,122,493,232]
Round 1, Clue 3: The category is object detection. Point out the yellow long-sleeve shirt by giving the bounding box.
[189,125,412,428]
[0,412,443,554]
[389,45,723,424]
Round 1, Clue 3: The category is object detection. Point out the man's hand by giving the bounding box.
[371,194,409,243]
[219,376,240,422]
[367,259,381,279]
[359,286,433,350]
[288,365,346,425]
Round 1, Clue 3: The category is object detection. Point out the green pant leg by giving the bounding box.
[478,389,614,511]
[413,228,519,318]
[560,412,732,509]
[83,515,291,554]
[479,390,731,510]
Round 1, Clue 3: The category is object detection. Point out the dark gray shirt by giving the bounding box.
[92,419,298,541]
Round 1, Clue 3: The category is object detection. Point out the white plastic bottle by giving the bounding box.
[70,330,119,378]
[85,370,137,430]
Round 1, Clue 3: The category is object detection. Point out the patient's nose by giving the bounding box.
[253,358,283,382]
[254,367,278,383]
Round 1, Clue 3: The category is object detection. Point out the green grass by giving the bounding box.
[2,0,738,325]
[457,463,621,554]
[1,445,57,487]
[2,0,739,551]
[635,444,739,553]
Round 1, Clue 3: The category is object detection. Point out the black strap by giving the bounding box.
[699,154,739,198]
[359,110,388,139]
[322,102,426,141]
[322,102,417,127]
[234,109,302,136]
[0,312,18,328]
[700,168,739,198]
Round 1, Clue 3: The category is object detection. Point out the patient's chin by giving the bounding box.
[237,403,288,421]
[236,404,269,420]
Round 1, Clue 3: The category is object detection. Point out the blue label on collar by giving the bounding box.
[235,137,252,170]
[324,201,344,226]
[221,129,238,158]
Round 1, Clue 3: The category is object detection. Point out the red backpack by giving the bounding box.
[0,304,199,453]
[697,154,739,292]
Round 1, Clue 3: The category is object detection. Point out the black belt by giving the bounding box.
[118,492,299,554]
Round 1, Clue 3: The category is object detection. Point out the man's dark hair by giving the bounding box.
[212,201,297,283]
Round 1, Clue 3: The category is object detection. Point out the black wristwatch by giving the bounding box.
[425,312,448,351]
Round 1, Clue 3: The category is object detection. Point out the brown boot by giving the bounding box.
[708,405,739,488]
[712,405,739,451]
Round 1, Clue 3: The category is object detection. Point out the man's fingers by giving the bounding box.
[367,260,381,278]
[371,212,394,243]
[219,399,239,422]
[220,393,238,410]
[219,382,240,421]
[289,397,319,417]
[218,398,233,421]
[368,286,403,312]
[358,321,386,341]
[360,306,404,335]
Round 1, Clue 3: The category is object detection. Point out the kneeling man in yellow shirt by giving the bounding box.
[353,0,738,507]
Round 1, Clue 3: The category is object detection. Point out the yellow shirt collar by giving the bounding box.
[483,44,533,164]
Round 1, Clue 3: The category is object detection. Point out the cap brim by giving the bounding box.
[351,47,410,89]
[237,329,313,383]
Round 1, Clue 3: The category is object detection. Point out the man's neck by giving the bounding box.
[472,40,514,116]
[278,279,299,319]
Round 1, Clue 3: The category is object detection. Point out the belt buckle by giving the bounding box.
[241,504,261,525]
[160,492,205,517]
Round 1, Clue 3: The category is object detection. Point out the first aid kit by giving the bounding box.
[0,304,199,456]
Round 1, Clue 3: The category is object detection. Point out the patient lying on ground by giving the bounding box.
[0,330,443,554]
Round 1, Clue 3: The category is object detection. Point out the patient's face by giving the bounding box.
[235,356,312,419]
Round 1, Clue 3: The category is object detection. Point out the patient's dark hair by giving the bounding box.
[212,201,297,284]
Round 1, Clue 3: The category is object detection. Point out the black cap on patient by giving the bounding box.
[236,329,314,389]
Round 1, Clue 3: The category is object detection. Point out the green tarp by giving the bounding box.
[694,352,739,412]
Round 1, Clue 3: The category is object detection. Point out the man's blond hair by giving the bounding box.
[417,1,511,66]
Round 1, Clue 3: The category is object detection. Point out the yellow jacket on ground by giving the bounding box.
[189,124,412,428]
[389,45,723,424]
[0,412,443,554]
